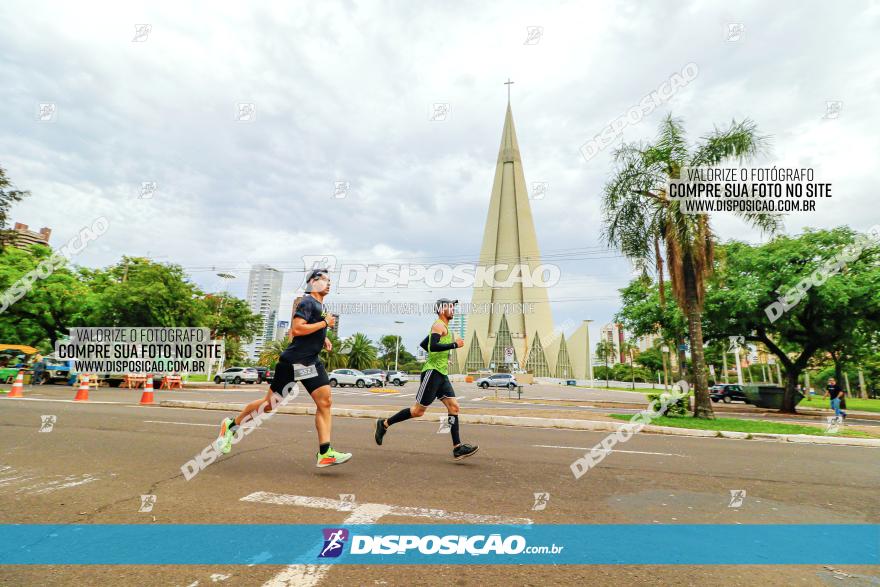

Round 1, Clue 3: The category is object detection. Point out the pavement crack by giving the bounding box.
[67,445,272,524]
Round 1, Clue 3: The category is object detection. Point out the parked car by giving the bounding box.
[214,367,260,385]
[254,366,270,383]
[475,373,518,389]
[328,369,382,388]
[363,369,387,385]
[384,370,409,386]
[264,368,273,383]
[710,383,748,403]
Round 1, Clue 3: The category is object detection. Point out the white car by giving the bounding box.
[384,370,409,386]
[475,373,518,389]
[328,369,382,388]
[214,367,260,384]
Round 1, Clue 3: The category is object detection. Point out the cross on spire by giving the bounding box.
[504,78,514,105]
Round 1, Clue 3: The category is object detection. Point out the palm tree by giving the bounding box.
[594,340,616,388]
[342,332,378,371]
[602,114,780,419]
[320,330,347,371]
[258,340,288,368]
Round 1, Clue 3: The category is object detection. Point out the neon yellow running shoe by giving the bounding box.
[217,417,235,454]
[316,447,352,468]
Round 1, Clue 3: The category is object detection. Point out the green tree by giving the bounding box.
[0,165,30,248]
[80,257,206,327]
[0,245,88,347]
[594,340,615,387]
[320,329,347,371]
[258,339,288,368]
[703,228,880,412]
[341,332,377,371]
[602,114,780,418]
[635,346,663,374]
[617,277,688,379]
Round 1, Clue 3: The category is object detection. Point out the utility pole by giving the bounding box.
[661,345,669,392]
[393,320,404,371]
[629,348,635,390]
[207,273,236,382]
[734,346,744,386]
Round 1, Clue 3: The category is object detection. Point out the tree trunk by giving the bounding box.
[682,266,713,419]
[674,336,685,381]
[782,367,802,413]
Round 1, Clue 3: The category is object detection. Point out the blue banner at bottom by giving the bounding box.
[1,524,877,565]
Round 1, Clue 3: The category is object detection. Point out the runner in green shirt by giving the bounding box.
[374,298,478,460]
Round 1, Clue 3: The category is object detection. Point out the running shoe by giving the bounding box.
[375,418,387,445]
[316,447,352,468]
[217,417,235,454]
[453,443,478,460]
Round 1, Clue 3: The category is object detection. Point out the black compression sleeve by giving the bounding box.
[427,332,458,352]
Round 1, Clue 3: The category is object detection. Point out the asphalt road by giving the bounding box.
[12,382,879,429]
[1,391,878,586]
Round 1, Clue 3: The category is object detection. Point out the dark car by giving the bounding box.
[710,383,748,404]
[254,366,270,383]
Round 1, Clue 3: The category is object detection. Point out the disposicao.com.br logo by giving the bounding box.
[321,531,564,557]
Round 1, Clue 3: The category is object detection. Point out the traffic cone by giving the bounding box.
[74,374,90,401]
[7,370,25,398]
[140,374,154,405]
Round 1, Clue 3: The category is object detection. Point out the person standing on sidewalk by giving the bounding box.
[824,377,846,421]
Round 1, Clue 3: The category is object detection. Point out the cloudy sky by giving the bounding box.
[2,0,878,350]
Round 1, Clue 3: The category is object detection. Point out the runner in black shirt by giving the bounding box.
[215,269,351,467]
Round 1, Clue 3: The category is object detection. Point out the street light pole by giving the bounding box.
[393,320,404,371]
[209,273,236,381]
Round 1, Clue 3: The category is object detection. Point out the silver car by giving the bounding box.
[475,373,518,389]
[329,369,382,388]
[214,367,260,384]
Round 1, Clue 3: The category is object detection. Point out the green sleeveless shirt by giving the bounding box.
[422,319,452,375]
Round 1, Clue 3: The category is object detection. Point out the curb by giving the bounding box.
[158,400,880,448]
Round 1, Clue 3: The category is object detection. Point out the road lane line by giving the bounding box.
[533,444,686,457]
[242,492,532,587]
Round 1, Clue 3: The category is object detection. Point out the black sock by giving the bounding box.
[448,414,461,446]
[228,417,239,432]
[386,407,413,427]
[319,442,330,455]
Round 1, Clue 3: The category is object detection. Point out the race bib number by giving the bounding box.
[293,363,318,380]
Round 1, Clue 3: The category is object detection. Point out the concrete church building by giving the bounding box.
[456,99,591,381]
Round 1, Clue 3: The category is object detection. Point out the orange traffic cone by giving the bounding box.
[74,374,90,401]
[140,374,154,405]
[7,370,25,398]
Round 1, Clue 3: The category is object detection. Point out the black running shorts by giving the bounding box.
[270,359,330,395]
[416,369,456,407]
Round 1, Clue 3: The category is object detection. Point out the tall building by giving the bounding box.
[2,222,51,250]
[459,98,590,379]
[244,265,283,361]
[599,323,626,365]
[449,313,467,340]
[636,332,661,352]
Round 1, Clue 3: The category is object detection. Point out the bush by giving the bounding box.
[647,391,689,417]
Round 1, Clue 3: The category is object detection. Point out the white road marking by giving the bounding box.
[533,444,687,457]
[0,465,99,494]
[241,492,532,586]
[20,474,99,495]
